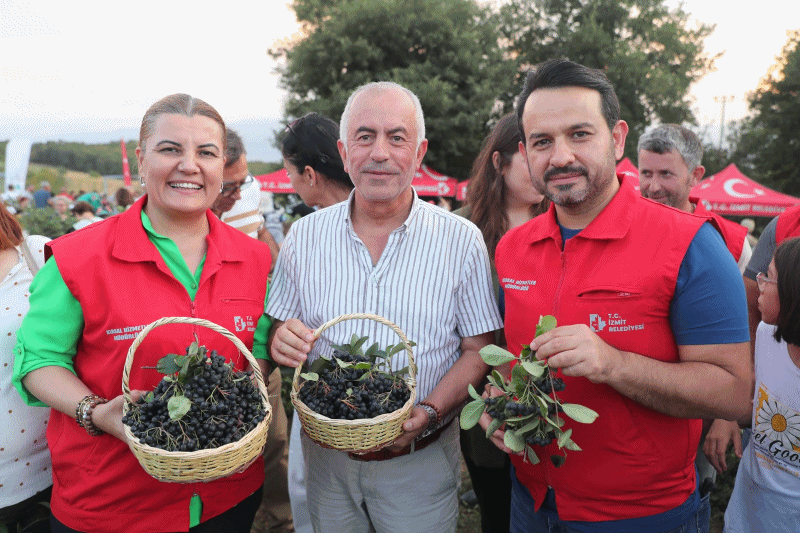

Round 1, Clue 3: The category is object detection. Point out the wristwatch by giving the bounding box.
[418,403,440,439]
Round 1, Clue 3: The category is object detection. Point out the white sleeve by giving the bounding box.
[737,236,753,275]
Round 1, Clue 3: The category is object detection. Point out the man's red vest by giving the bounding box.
[44,196,271,533]
[496,176,706,522]
[693,201,746,261]
[776,204,800,244]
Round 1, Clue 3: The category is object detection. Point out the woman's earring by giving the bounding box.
[309,180,314,188]
[140,176,145,186]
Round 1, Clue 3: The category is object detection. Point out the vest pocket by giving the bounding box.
[577,286,644,299]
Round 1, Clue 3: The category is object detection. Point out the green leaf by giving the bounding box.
[503,429,525,453]
[561,403,599,424]
[352,362,372,370]
[351,335,369,354]
[525,445,540,464]
[520,345,532,359]
[520,360,546,378]
[387,343,406,357]
[395,366,409,377]
[335,358,353,369]
[485,417,502,439]
[309,358,329,374]
[550,454,566,468]
[167,394,191,421]
[506,413,536,423]
[490,370,508,391]
[563,438,582,451]
[178,356,192,382]
[174,355,187,366]
[187,340,199,357]
[349,334,359,347]
[516,419,542,434]
[346,387,353,396]
[156,353,181,375]
[364,342,379,358]
[535,315,557,338]
[300,372,319,381]
[459,399,485,430]
[144,391,154,402]
[557,428,572,448]
[467,383,482,401]
[479,345,517,366]
[544,415,565,428]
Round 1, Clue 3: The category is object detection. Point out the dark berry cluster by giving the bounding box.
[123,350,266,452]
[299,349,410,420]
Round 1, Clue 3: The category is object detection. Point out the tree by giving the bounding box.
[272,0,516,178]
[734,30,800,196]
[495,0,717,159]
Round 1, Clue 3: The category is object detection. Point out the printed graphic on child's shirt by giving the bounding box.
[752,385,800,474]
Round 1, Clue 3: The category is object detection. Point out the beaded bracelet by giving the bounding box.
[75,394,108,436]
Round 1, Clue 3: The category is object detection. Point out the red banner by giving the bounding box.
[120,139,131,186]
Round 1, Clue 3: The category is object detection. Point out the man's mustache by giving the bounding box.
[544,166,588,181]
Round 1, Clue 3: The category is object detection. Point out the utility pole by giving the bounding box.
[713,95,735,149]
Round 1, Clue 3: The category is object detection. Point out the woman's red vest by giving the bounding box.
[496,176,706,522]
[45,196,271,532]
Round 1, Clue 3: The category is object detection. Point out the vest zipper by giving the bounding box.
[553,249,567,320]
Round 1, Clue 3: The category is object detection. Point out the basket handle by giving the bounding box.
[291,313,416,391]
[122,317,268,406]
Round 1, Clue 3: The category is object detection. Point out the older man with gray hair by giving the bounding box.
[266,81,502,533]
[638,124,752,272]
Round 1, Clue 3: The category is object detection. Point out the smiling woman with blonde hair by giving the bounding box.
[12,93,274,533]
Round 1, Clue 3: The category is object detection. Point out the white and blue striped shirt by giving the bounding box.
[266,190,503,401]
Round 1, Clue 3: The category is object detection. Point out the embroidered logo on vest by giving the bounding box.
[234,316,256,332]
[589,313,644,333]
[501,277,536,291]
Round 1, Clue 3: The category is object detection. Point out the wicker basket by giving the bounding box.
[122,317,271,483]
[291,313,417,453]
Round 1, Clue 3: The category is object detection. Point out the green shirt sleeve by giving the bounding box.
[12,257,84,406]
[251,283,272,361]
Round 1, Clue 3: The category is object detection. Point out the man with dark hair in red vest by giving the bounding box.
[486,58,752,533]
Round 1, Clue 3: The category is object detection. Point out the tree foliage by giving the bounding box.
[496,0,716,160]
[733,30,800,196]
[29,141,139,176]
[271,0,516,178]
[275,0,716,176]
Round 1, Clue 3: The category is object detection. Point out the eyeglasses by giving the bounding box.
[221,174,254,196]
[756,272,777,291]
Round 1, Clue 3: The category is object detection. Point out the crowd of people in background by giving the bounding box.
[2,56,800,533]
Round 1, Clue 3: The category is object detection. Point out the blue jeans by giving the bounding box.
[510,480,711,533]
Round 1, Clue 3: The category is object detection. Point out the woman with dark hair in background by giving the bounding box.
[0,203,50,533]
[724,236,800,532]
[454,112,548,533]
[279,111,352,533]
[282,112,353,210]
[12,93,273,533]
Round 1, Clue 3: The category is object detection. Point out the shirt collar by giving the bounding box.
[344,187,421,235]
[111,195,246,264]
